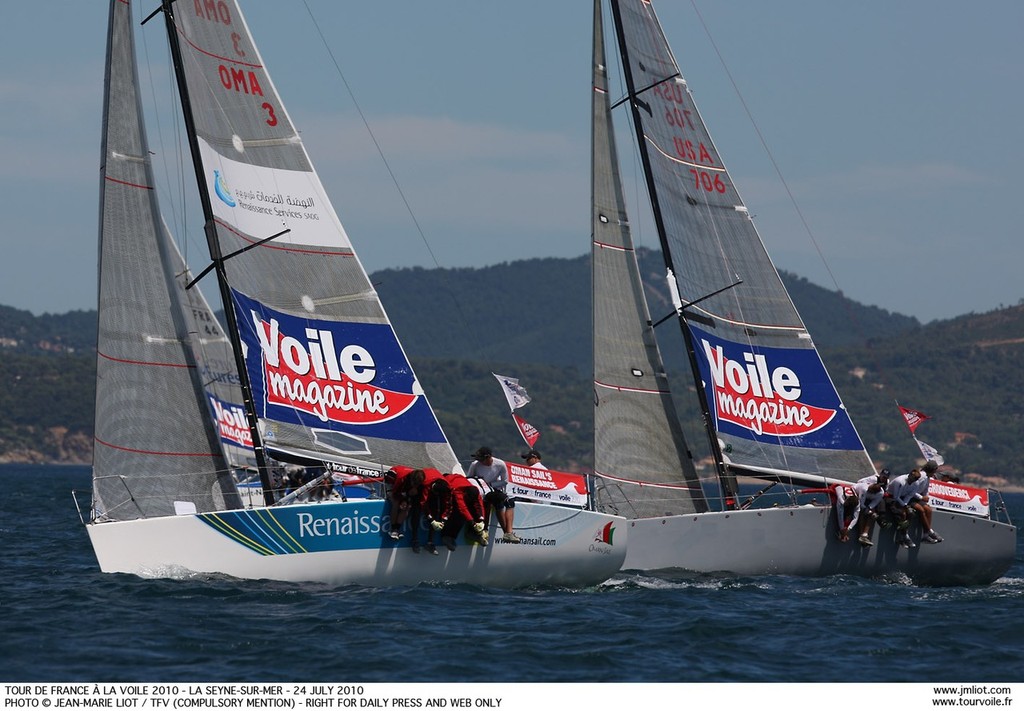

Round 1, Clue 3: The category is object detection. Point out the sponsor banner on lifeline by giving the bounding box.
[507,463,589,508]
[928,480,990,517]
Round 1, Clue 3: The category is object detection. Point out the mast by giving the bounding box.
[607,0,738,508]
[158,0,275,506]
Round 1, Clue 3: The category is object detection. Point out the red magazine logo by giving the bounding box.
[209,397,253,448]
[252,313,418,425]
[702,340,836,437]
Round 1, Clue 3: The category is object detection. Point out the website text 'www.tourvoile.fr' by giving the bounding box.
[933,686,1014,706]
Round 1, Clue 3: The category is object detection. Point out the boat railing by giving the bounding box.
[713,484,807,512]
[720,481,1017,527]
[988,488,1015,526]
[71,488,93,525]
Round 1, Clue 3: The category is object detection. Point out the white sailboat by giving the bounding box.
[84,0,626,587]
[589,0,1015,585]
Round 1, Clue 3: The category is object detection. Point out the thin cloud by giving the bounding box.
[299,112,586,232]
[799,162,990,199]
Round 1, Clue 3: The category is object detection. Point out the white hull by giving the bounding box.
[622,506,1016,586]
[87,499,626,588]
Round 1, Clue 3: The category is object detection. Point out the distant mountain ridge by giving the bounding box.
[0,304,94,354]
[2,253,1022,487]
[370,248,921,371]
[0,249,920,360]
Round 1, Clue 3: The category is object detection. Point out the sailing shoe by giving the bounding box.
[858,534,873,547]
[441,536,457,552]
[501,532,522,543]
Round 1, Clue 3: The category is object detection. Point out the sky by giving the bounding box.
[2,1,1022,323]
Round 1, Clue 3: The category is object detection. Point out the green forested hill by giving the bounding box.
[822,306,1024,485]
[2,254,1021,485]
[0,305,94,353]
[372,248,921,371]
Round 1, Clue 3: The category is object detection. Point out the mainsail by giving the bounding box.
[604,0,875,487]
[164,2,458,473]
[93,0,239,520]
[591,0,708,517]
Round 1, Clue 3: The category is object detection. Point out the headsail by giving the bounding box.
[165,230,254,472]
[165,2,458,473]
[591,0,708,517]
[93,0,238,520]
[607,0,875,484]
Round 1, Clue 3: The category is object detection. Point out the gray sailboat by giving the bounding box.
[590,0,1016,585]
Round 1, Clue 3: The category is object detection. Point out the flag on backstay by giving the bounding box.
[493,373,531,411]
[493,373,539,446]
[914,438,944,466]
[513,413,540,447]
[898,405,930,434]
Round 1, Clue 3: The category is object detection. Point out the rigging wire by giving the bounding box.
[688,0,840,294]
[688,0,901,448]
[138,6,189,265]
[298,1,480,353]
[299,3,440,270]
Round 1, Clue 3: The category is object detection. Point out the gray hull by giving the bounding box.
[622,505,1016,586]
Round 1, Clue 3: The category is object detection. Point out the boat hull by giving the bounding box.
[622,506,1016,586]
[86,499,626,588]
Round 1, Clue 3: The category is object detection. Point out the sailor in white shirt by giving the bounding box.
[853,479,886,546]
[467,447,520,543]
[858,468,890,490]
[831,484,861,543]
[521,449,547,471]
[886,462,942,547]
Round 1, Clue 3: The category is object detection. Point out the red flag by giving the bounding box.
[899,405,930,434]
[513,413,540,447]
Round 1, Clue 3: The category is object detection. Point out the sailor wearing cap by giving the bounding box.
[468,447,521,543]
[521,449,547,470]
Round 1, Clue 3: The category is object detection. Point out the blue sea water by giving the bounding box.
[1,464,1022,683]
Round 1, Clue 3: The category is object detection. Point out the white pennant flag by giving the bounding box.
[914,438,945,466]
[493,373,531,411]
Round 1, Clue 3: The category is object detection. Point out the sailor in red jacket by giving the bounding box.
[386,465,445,553]
[385,466,424,541]
[424,472,488,551]
[413,467,444,554]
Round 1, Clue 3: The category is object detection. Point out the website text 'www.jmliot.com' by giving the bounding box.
[933,686,1014,706]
